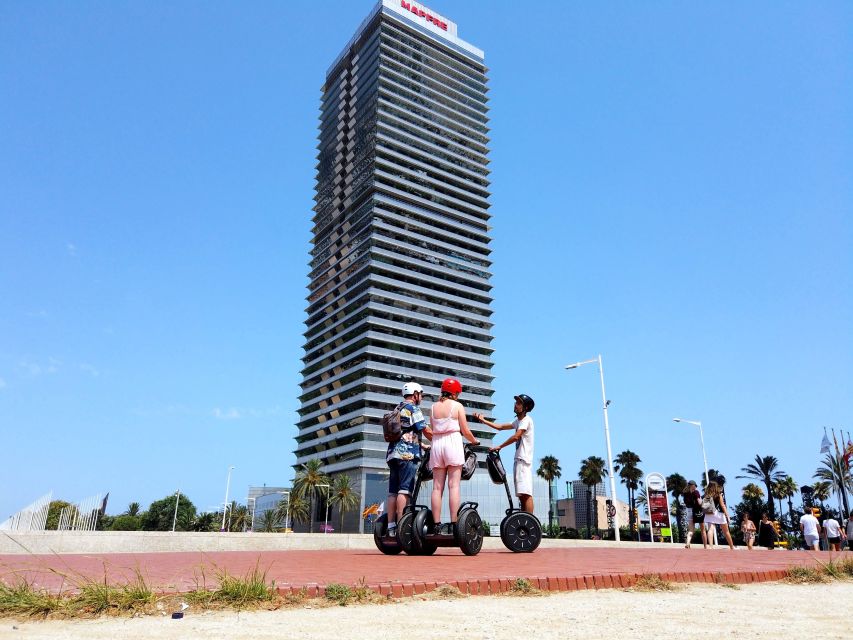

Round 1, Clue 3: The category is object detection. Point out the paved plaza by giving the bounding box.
[1,536,847,597]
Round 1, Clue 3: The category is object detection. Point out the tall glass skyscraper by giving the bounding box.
[298,0,494,532]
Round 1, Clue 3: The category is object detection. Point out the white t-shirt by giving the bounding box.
[800,513,819,537]
[513,415,534,464]
[823,518,841,538]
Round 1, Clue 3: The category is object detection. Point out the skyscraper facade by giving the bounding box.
[297,0,494,532]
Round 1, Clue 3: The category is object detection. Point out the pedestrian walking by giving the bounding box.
[822,515,844,552]
[740,511,757,550]
[799,509,821,551]
[701,481,734,549]
[682,480,707,548]
[757,512,778,550]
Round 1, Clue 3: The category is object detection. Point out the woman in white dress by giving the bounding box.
[702,481,735,549]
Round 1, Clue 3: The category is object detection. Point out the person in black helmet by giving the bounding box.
[473,394,535,514]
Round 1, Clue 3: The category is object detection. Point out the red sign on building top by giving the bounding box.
[400,0,448,31]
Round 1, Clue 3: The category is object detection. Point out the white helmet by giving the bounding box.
[402,382,423,397]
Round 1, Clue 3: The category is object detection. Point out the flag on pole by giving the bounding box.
[100,493,110,515]
[376,500,385,516]
[820,429,831,454]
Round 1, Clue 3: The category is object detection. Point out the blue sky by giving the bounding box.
[1,1,850,520]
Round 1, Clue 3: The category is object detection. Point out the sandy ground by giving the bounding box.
[1,581,851,640]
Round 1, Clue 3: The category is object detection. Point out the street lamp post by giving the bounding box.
[221,465,235,532]
[565,355,620,542]
[673,418,709,489]
[171,490,181,532]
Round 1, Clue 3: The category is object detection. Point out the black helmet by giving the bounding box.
[514,394,535,412]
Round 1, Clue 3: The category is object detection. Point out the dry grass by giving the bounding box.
[631,574,678,592]
[784,566,830,584]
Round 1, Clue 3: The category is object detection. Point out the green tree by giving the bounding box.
[329,475,360,533]
[191,512,216,532]
[259,509,279,533]
[771,479,786,521]
[45,501,74,530]
[778,475,798,526]
[613,450,643,539]
[814,452,853,515]
[277,494,309,528]
[579,456,607,539]
[537,455,562,529]
[736,455,784,519]
[741,483,765,501]
[125,502,141,517]
[294,459,330,533]
[109,514,142,531]
[811,480,832,513]
[142,494,197,531]
[666,473,687,543]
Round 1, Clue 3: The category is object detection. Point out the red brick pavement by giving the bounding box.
[0,548,847,596]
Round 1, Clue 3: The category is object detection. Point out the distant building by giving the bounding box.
[555,480,628,534]
[247,486,289,531]
[297,0,495,532]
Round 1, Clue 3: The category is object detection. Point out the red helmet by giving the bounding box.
[441,377,463,395]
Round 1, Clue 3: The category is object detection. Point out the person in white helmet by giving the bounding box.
[385,381,427,537]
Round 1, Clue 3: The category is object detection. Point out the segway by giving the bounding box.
[373,512,403,555]
[398,444,484,556]
[487,450,542,552]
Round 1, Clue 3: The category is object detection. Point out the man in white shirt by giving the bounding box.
[822,515,843,551]
[475,393,535,513]
[799,509,821,551]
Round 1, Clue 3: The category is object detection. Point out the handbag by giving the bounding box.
[701,497,716,515]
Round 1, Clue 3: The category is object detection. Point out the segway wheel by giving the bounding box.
[412,509,438,555]
[397,511,421,555]
[373,514,403,555]
[500,512,541,553]
[457,508,483,556]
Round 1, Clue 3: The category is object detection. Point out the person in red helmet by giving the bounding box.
[426,377,479,535]
[474,394,535,514]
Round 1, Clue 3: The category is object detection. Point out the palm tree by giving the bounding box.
[125,502,141,517]
[811,480,832,513]
[226,501,249,532]
[771,480,786,519]
[814,452,852,516]
[666,473,687,543]
[294,459,330,533]
[329,474,360,533]
[741,483,765,501]
[778,476,798,526]
[537,455,562,529]
[259,509,278,533]
[736,455,784,518]
[276,494,309,529]
[703,468,727,490]
[579,456,607,539]
[613,450,643,538]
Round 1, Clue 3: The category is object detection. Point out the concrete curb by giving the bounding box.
[278,568,792,598]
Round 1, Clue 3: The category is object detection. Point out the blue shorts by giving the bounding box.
[388,459,417,495]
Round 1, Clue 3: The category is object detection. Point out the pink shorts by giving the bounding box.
[430,432,464,469]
